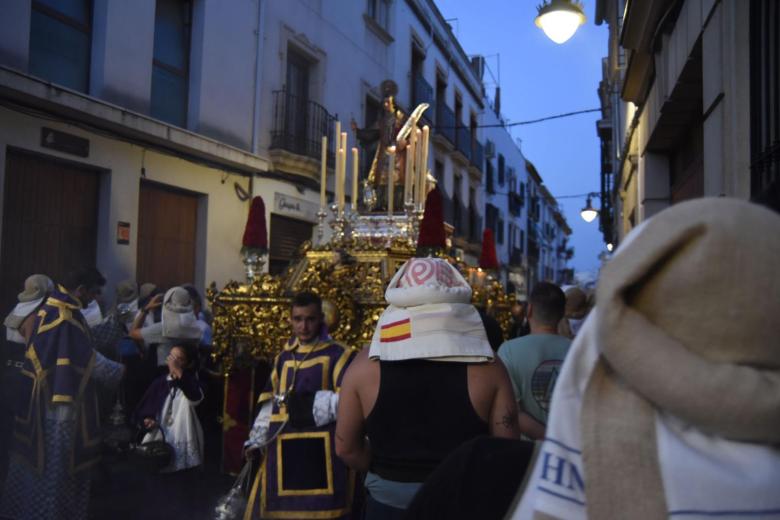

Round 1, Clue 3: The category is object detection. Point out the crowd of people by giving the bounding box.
[0,271,222,519]
[0,197,778,520]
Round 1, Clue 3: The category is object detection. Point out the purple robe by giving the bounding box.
[245,339,358,519]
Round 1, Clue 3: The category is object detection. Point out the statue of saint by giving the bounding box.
[352,80,429,213]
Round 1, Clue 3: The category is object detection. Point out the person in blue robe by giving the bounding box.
[0,268,124,520]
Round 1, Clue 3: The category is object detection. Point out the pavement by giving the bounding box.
[89,456,235,520]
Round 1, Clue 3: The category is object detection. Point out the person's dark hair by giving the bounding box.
[171,343,199,370]
[62,267,106,292]
[291,291,322,313]
[529,282,566,327]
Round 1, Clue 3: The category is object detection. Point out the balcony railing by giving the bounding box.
[413,74,434,125]
[435,99,455,145]
[471,140,484,170]
[508,192,523,216]
[528,239,540,260]
[486,166,495,193]
[270,89,336,161]
[456,126,472,162]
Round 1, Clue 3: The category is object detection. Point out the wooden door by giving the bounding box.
[0,149,99,315]
[136,181,198,289]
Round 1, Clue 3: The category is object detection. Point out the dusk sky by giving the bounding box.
[437,0,609,275]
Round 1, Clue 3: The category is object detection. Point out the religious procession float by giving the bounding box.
[207,81,515,472]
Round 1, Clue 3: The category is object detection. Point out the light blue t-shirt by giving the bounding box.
[497,334,572,424]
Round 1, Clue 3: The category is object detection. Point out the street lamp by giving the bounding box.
[535,0,587,44]
[606,243,613,252]
[580,194,598,223]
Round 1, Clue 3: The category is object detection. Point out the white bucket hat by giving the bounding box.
[4,274,53,331]
[161,286,202,341]
[369,258,493,362]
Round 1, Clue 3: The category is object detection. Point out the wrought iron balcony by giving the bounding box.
[435,99,455,145]
[508,192,523,216]
[471,140,484,171]
[270,89,336,162]
[527,239,540,260]
[456,126,472,162]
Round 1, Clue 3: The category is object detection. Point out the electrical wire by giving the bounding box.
[433,108,601,129]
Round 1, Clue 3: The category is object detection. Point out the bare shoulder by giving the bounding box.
[341,347,376,384]
[469,356,510,382]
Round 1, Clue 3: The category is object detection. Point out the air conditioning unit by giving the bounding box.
[485,140,495,159]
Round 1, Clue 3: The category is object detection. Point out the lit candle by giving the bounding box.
[387,146,396,216]
[404,128,416,204]
[352,147,359,210]
[420,125,430,207]
[320,135,327,209]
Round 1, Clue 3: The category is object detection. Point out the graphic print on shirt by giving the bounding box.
[531,360,562,415]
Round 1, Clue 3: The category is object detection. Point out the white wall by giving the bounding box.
[90,0,156,114]
[0,106,250,303]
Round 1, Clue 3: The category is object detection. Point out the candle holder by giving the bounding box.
[316,209,328,246]
[405,200,417,247]
[242,250,267,283]
[329,203,347,245]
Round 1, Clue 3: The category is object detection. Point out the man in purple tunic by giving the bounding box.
[243,292,358,519]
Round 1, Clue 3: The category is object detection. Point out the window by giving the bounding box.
[367,0,390,31]
[434,160,444,185]
[151,0,191,127]
[29,0,92,92]
[498,154,505,185]
[750,0,780,208]
[497,217,504,244]
[485,160,494,193]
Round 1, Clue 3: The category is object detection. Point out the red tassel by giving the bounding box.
[242,196,268,251]
[417,187,447,249]
[479,229,499,270]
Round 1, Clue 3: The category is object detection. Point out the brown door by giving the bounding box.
[136,181,198,289]
[269,214,313,275]
[0,149,99,315]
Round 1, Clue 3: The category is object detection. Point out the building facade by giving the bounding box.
[0,0,572,311]
[0,0,271,313]
[595,0,778,246]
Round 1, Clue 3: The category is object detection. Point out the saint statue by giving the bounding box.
[352,80,428,213]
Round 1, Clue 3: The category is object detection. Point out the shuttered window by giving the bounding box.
[269,214,314,275]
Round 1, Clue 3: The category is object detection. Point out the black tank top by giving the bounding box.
[365,359,489,482]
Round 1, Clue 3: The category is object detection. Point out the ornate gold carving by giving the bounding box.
[208,244,515,373]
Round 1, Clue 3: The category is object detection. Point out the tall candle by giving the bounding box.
[334,120,341,151]
[341,132,348,157]
[420,125,430,207]
[339,148,346,215]
[415,128,424,206]
[404,129,416,204]
[320,135,328,209]
[351,147,359,210]
[387,146,396,216]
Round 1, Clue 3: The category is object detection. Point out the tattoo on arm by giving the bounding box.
[498,407,519,430]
